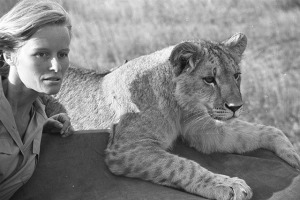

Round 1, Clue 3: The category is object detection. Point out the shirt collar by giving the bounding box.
[0,76,47,119]
[0,76,5,100]
[0,77,47,149]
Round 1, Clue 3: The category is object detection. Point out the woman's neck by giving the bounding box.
[3,74,38,117]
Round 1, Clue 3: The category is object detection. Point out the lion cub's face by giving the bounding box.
[170,33,247,121]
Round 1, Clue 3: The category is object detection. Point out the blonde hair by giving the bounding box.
[0,0,72,77]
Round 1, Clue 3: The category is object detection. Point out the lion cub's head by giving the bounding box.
[169,33,247,121]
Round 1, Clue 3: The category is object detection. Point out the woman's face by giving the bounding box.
[13,25,71,95]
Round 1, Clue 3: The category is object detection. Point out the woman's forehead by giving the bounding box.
[22,25,70,50]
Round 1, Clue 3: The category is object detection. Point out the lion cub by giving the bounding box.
[103,33,300,200]
[43,33,300,199]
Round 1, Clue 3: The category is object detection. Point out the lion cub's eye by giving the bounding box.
[234,73,241,80]
[203,77,216,84]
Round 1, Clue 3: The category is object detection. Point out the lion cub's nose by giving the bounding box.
[225,103,243,113]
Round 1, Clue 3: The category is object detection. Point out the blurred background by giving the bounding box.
[1,0,300,153]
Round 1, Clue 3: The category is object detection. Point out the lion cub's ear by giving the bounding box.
[169,42,204,77]
[222,33,247,63]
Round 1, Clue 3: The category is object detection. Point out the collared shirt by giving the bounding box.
[0,77,48,200]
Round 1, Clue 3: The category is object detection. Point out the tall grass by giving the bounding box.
[1,0,300,152]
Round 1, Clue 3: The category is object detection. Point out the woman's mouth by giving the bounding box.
[43,77,61,83]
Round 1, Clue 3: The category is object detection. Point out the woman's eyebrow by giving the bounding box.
[60,48,70,52]
[31,47,70,52]
[32,47,49,51]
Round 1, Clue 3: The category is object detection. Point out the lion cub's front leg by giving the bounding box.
[106,141,253,199]
[254,123,300,169]
[106,140,252,200]
[187,119,300,170]
[105,113,252,200]
[230,120,300,169]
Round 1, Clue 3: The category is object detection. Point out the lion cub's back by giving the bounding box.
[102,45,175,100]
[106,45,174,80]
[56,67,114,130]
[56,45,175,130]
[101,45,175,115]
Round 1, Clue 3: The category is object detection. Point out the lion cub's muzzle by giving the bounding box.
[225,103,243,114]
[211,103,243,121]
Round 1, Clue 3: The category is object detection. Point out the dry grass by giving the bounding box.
[1,0,300,152]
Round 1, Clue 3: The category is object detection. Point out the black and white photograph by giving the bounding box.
[1,0,300,199]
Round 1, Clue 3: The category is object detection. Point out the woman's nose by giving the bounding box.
[50,57,61,72]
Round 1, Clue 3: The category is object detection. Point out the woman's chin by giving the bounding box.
[40,86,61,95]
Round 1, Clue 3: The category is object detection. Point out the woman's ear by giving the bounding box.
[3,51,14,66]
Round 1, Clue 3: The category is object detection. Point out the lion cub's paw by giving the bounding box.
[279,148,300,170]
[213,176,252,200]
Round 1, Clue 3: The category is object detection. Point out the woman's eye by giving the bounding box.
[234,73,241,80]
[58,52,69,58]
[35,52,48,58]
[203,77,215,84]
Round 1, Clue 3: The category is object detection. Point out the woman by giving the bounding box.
[0,0,74,199]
